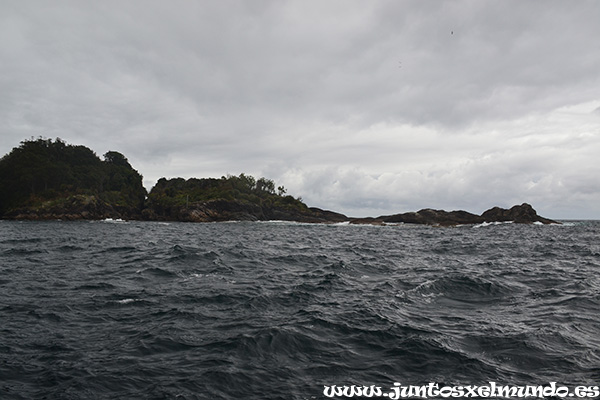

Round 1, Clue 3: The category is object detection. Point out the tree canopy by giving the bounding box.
[146,173,305,216]
[0,138,146,216]
[0,138,305,220]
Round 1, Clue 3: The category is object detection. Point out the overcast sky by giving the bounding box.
[1,1,599,218]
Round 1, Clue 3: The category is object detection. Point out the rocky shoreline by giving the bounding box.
[349,203,558,226]
[4,199,559,226]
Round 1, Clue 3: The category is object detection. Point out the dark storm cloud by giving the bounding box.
[1,1,599,218]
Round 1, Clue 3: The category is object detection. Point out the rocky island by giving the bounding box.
[349,203,557,226]
[142,174,348,224]
[0,138,559,226]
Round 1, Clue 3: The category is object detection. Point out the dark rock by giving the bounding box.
[304,207,348,223]
[350,203,558,226]
[481,203,558,224]
[6,195,558,226]
[348,217,385,225]
[163,199,264,222]
[372,209,483,226]
[146,200,348,224]
[4,195,140,221]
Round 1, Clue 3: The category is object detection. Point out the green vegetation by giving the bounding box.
[147,173,308,215]
[0,138,146,216]
[0,138,315,221]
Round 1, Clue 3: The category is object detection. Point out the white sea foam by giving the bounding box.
[257,220,313,226]
[102,218,126,223]
[116,298,139,304]
[331,221,350,226]
[472,221,514,228]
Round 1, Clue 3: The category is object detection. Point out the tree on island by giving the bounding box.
[146,173,306,215]
[0,137,146,217]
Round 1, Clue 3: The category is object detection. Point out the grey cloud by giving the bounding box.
[1,1,599,218]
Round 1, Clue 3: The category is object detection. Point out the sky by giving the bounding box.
[1,1,599,219]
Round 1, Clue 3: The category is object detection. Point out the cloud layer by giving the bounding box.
[1,1,599,218]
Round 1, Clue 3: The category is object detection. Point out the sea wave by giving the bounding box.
[0,220,599,399]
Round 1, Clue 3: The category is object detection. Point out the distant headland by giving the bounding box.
[0,138,559,226]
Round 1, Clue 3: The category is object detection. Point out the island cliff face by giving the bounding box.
[0,139,559,225]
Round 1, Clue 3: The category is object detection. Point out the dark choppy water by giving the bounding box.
[1,220,599,399]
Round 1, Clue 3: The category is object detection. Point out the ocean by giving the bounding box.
[1,219,599,399]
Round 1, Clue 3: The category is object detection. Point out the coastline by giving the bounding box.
[2,201,559,227]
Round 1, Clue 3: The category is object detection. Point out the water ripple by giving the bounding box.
[0,220,599,398]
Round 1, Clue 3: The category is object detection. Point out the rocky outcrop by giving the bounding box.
[4,195,142,221]
[142,199,259,222]
[6,196,557,226]
[141,200,348,223]
[380,209,484,226]
[480,203,557,224]
[305,207,348,223]
[350,203,558,226]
